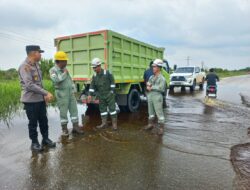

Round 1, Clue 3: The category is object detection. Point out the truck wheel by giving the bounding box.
[127,89,140,112]
[169,86,174,92]
[190,80,196,92]
[199,78,204,90]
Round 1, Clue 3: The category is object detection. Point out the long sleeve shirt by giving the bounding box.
[89,69,115,97]
[18,57,48,103]
[148,73,166,94]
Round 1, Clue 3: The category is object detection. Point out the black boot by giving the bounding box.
[42,138,56,148]
[31,140,43,152]
[72,123,84,134]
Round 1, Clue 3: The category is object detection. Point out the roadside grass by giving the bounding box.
[0,80,54,123]
[216,71,249,78]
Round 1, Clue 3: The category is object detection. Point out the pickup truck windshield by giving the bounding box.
[175,67,194,73]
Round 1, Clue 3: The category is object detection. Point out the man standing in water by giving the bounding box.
[87,58,117,130]
[49,51,84,136]
[144,60,168,108]
[18,45,56,152]
[144,59,166,135]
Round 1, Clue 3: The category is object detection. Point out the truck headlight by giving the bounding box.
[185,75,193,80]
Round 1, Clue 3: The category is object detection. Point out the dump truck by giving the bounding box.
[54,30,170,112]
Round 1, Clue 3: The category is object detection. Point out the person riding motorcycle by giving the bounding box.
[205,68,220,86]
[205,68,220,97]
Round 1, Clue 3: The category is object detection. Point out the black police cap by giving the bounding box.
[26,45,44,54]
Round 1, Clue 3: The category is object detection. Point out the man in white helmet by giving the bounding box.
[87,58,117,130]
[144,59,166,135]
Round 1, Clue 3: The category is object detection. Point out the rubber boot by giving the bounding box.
[144,118,155,131]
[61,124,69,137]
[96,118,107,129]
[163,99,167,109]
[31,139,43,152]
[157,123,164,136]
[42,138,56,148]
[72,123,84,134]
[111,117,118,131]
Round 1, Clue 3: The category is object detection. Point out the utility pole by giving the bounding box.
[186,56,191,66]
[201,61,204,69]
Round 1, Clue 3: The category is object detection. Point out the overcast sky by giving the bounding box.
[0,0,249,70]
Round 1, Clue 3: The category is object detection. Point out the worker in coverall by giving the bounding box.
[87,58,117,130]
[49,51,84,136]
[144,59,166,135]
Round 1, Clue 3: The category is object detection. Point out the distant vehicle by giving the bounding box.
[206,85,217,98]
[169,66,206,92]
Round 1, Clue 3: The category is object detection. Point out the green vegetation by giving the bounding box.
[40,59,54,80]
[0,80,54,122]
[0,59,54,80]
[0,80,21,122]
[0,68,18,80]
[0,58,55,122]
[212,67,250,78]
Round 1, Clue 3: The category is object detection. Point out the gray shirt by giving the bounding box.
[18,57,48,103]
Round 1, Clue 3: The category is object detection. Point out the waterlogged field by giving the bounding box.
[0,80,54,122]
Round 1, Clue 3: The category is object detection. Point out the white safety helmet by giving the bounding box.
[91,58,102,67]
[152,59,163,67]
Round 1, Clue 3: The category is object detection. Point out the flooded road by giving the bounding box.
[0,75,250,190]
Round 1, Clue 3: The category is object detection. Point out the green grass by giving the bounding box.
[0,80,21,122]
[216,71,248,78]
[0,80,54,122]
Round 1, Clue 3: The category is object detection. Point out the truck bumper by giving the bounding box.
[170,81,193,87]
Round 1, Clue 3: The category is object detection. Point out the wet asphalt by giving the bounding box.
[0,75,250,190]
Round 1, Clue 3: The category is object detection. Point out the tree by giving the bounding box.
[40,59,54,79]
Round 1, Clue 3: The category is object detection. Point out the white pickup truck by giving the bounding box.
[169,66,206,92]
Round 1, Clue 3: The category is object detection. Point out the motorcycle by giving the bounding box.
[206,85,217,98]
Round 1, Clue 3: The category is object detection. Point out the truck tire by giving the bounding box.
[169,85,174,92]
[181,86,186,91]
[190,80,196,92]
[199,78,205,90]
[127,89,140,112]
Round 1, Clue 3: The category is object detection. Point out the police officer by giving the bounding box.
[49,51,84,136]
[18,45,56,152]
[87,58,117,130]
[144,59,166,135]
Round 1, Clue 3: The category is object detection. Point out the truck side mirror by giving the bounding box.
[173,65,177,71]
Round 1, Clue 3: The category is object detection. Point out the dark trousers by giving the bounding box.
[24,101,48,143]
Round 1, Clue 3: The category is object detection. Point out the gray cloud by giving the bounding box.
[0,0,249,70]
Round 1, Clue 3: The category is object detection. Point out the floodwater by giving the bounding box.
[0,75,250,190]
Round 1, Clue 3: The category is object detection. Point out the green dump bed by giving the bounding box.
[55,30,164,84]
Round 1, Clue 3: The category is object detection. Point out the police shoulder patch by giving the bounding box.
[24,64,31,72]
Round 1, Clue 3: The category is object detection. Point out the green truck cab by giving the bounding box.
[54,30,170,112]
